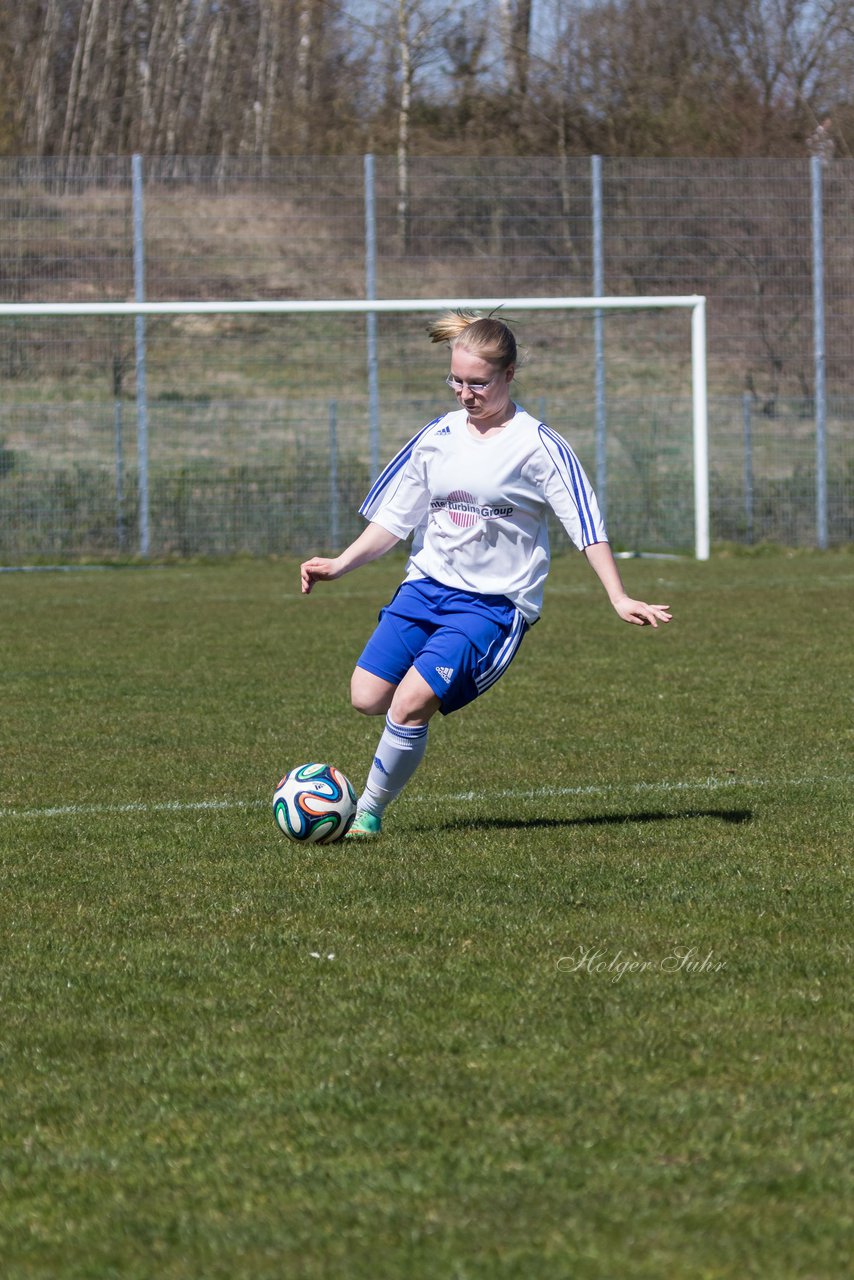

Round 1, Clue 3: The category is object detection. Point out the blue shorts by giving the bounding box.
[356,577,529,715]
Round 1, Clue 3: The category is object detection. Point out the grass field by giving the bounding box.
[1,550,852,1279]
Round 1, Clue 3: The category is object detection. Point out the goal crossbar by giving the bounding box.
[0,295,709,561]
[0,295,704,316]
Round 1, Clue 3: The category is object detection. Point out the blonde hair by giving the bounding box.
[428,309,517,370]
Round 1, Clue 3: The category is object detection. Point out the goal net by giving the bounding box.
[0,296,708,564]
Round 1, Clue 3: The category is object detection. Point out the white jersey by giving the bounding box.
[360,406,607,623]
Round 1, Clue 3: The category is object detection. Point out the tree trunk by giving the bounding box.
[498,0,533,98]
[134,0,155,153]
[91,0,124,154]
[295,0,314,151]
[61,0,103,157]
[397,0,413,252]
[24,0,61,154]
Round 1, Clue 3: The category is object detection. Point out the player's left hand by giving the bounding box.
[300,556,340,594]
[613,596,672,627]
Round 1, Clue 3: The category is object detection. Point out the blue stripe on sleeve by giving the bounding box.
[537,423,599,546]
[359,416,443,519]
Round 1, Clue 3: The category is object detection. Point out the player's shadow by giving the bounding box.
[431,808,753,833]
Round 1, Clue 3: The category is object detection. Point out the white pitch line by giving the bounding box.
[0,799,261,820]
[443,775,851,803]
[1,775,849,822]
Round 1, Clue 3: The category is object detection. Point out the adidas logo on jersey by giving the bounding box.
[435,424,451,435]
[435,665,454,684]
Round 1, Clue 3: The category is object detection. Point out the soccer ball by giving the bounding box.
[273,763,358,844]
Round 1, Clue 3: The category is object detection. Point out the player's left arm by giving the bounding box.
[583,541,672,628]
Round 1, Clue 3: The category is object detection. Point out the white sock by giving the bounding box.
[359,714,429,816]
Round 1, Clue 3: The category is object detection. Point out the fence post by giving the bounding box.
[811,155,828,549]
[591,155,606,526]
[329,399,339,549]
[742,392,754,544]
[364,154,380,481]
[113,355,126,551]
[132,154,150,556]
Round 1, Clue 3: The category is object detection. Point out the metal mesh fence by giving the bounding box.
[0,156,851,562]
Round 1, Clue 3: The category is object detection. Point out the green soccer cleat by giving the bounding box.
[345,809,383,839]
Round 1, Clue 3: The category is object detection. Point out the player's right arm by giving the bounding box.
[300,521,401,594]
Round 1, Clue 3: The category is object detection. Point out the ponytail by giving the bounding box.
[428,309,517,369]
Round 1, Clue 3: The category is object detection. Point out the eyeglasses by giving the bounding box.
[446,373,498,394]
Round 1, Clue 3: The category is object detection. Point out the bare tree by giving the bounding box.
[396,0,424,248]
[60,0,105,157]
[195,3,229,154]
[91,0,128,155]
[366,0,467,246]
[248,0,281,164]
[152,0,193,156]
[498,0,533,99]
[441,17,487,133]
[22,0,62,154]
[3,0,854,159]
[134,0,156,153]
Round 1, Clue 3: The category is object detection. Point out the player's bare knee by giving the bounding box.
[349,684,377,715]
[351,690,383,716]
[388,690,436,727]
[350,671,393,716]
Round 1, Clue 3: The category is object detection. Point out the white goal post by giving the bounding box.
[0,295,709,560]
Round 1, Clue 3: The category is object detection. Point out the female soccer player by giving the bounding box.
[300,311,671,838]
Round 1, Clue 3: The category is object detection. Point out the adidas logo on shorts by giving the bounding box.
[435,665,454,684]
